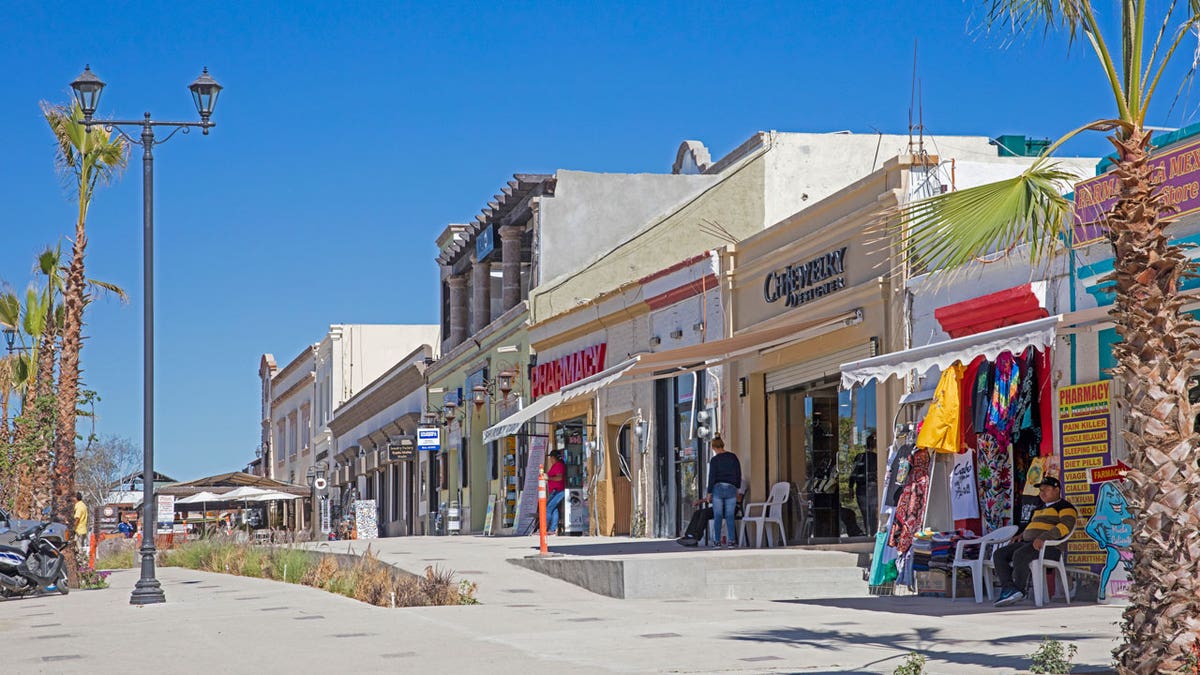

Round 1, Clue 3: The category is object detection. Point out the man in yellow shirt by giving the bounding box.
[993,476,1078,606]
[72,492,89,561]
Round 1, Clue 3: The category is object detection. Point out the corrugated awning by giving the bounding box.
[482,358,642,443]
[839,315,1060,389]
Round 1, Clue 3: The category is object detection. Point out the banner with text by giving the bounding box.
[1057,380,1113,572]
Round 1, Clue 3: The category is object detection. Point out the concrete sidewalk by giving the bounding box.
[0,535,1123,674]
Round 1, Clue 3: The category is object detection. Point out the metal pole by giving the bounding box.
[131,114,165,605]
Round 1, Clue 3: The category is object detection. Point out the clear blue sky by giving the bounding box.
[2,3,1192,479]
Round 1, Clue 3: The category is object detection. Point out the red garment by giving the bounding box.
[960,355,986,451]
[547,459,566,491]
[1037,348,1054,456]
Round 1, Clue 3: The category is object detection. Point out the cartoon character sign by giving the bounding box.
[1084,481,1133,600]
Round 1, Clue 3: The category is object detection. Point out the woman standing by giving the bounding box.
[705,436,742,548]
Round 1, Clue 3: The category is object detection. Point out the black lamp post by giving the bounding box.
[2,327,29,354]
[70,65,223,606]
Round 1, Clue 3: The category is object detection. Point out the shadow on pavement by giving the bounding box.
[774,595,1102,617]
[728,624,1112,673]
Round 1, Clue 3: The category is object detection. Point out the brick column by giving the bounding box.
[471,255,492,334]
[447,274,468,347]
[498,224,524,311]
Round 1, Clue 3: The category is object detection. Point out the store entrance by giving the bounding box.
[776,379,876,544]
[653,372,704,538]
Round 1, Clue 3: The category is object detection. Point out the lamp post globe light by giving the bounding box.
[70,65,223,606]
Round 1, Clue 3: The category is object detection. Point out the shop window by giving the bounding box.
[460,437,469,489]
[489,440,499,481]
[617,425,631,478]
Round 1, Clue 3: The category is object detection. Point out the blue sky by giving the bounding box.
[2,2,1195,479]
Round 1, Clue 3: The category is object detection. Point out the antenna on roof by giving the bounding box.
[908,39,926,159]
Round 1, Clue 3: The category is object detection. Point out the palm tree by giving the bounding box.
[42,101,128,579]
[900,3,1200,671]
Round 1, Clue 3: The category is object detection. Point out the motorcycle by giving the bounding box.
[0,513,70,599]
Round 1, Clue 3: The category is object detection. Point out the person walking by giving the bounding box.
[705,436,742,549]
[71,492,89,564]
[545,450,567,534]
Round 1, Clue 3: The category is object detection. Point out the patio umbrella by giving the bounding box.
[175,491,223,504]
[248,491,302,502]
[217,486,273,501]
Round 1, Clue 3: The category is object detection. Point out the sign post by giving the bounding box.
[538,468,548,556]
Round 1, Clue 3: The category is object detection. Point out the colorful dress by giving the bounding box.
[975,433,1012,533]
[888,449,931,555]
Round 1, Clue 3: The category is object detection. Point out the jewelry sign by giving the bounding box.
[763,247,847,308]
[1073,137,1200,247]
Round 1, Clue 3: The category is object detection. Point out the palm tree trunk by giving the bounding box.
[1105,130,1200,673]
[30,310,57,518]
[54,223,87,586]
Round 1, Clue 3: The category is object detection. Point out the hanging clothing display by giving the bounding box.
[882,441,916,508]
[985,352,1021,449]
[949,449,980,520]
[888,449,931,555]
[971,359,994,434]
[959,356,986,450]
[975,433,1012,533]
[916,363,965,453]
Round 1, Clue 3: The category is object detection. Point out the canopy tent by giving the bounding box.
[839,315,1061,390]
[483,309,863,443]
[158,472,308,498]
[219,486,273,501]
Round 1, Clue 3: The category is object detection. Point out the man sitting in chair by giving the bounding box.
[675,478,749,547]
[993,476,1077,607]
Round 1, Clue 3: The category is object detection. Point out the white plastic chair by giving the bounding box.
[740,482,790,548]
[1030,524,1077,607]
[951,525,1018,603]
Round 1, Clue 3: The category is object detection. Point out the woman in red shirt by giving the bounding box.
[545,450,566,534]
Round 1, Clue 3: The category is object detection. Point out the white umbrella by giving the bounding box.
[218,486,272,500]
[175,491,223,504]
[248,491,302,502]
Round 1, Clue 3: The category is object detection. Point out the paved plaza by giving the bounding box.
[0,535,1123,674]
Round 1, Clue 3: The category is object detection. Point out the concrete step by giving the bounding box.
[695,550,863,569]
[704,565,867,600]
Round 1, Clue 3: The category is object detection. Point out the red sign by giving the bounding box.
[1089,460,1130,485]
[531,343,607,399]
[1073,137,1200,246]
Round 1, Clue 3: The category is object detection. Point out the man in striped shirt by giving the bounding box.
[993,476,1078,607]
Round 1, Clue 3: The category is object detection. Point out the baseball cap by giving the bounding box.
[1035,476,1061,489]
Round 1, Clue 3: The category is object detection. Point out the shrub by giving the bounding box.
[158,539,474,607]
[95,548,135,570]
[894,652,926,675]
[1029,637,1077,674]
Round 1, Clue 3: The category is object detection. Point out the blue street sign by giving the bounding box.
[417,426,441,451]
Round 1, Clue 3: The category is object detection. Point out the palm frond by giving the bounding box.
[85,279,129,304]
[897,161,1081,278]
[22,287,45,339]
[0,291,18,330]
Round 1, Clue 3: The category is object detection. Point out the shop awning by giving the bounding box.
[839,314,1060,389]
[483,309,863,443]
[482,357,642,444]
[621,308,864,381]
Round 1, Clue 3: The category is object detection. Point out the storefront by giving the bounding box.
[722,173,904,546]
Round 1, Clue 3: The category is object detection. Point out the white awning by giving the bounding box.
[839,315,1061,389]
[481,389,564,444]
[481,357,642,444]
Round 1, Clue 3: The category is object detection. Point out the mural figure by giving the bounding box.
[1084,481,1133,600]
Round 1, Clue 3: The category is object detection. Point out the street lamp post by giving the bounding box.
[70,65,223,606]
[2,327,31,355]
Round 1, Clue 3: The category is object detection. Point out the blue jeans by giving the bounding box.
[546,490,565,532]
[711,483,738,545]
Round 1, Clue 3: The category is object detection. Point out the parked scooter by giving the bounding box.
[0,510,70,598]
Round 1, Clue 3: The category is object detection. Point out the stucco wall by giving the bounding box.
[337,325,440,402]
[532,159,766,323]
[537,170,719,288]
